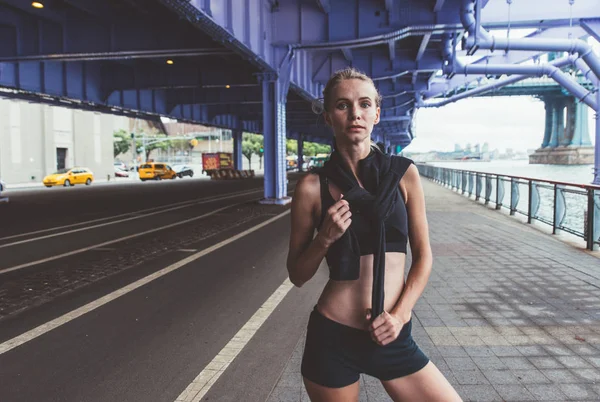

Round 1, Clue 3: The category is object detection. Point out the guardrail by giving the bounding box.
[417,164,600,251]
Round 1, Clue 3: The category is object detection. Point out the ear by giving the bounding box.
[373,106,381,125]
[323,112,332,127]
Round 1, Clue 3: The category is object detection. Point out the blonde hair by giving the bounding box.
[322,67,382,112]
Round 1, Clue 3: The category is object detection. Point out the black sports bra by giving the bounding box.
[317,173,409,255]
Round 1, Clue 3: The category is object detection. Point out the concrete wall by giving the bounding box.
[0,97,128,185]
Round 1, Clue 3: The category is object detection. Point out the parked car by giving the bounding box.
[114,161,127,171]
[138,162,177,181]
[114,166,129,178]
[172,165,194,178]
[0,179,7,203]
[42,167,94,187]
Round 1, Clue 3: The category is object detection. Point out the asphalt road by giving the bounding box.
[0,175,323,402]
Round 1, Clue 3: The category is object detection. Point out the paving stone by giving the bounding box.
[452,369,490,385]
[471,356,507,370]
[489,346,522,357]
[437,346,469,357]
[540,369,582,383]
[445,357,478,371]
[512,369,552,384]
[516,345,548,356]
[464,346,495,357]
[493,384,537,401]
[458,385,504,402]
[267,386,301,402]
[481,369,520,385]
[528,356,565,369]
[574,368,600,382]
[499,356,536,370]
[556,355,594,368]
[558,383,599,400]
[525,384,568,401]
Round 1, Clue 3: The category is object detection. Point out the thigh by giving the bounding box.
[381,362,462,402]
[304,377,360,402]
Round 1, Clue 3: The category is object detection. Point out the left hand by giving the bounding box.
[366,309,412,346]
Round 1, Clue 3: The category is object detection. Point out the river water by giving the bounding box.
[428,160,598,238]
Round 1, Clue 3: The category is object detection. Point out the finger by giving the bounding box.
[337,210,352,222]
[378,334,396,346]
[328,200,349,216]
[371,313,386,329]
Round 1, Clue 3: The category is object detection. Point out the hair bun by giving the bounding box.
[311,99,324,115]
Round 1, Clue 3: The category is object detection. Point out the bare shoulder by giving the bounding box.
[294,172,320,200]
[402,164,421,186]
[398,163,421,202]
[291,173,321,232]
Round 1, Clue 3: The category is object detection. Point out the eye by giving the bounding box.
[336,103,348,110]
[361,101,371,108]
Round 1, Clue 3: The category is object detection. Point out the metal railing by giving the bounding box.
[417,164,600,251]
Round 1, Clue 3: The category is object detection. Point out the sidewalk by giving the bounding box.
[268,178,600,401]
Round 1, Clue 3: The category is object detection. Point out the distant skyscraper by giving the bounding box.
[454,144,462,152]
[474,144,481,154]
[482,142,489,153]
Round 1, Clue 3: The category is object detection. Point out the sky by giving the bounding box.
[410,96,597,154]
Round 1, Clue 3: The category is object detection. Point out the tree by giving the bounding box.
[113,129,131,158]
[242,138,257,168]
[135,131,169,161]
[242,133,264,169]
[286,139,297,155]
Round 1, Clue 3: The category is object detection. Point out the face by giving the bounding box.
[324,78,380,145]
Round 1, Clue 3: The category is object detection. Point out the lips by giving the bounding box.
[348,125,365,130]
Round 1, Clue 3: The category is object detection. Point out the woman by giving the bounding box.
[287,68,461,401]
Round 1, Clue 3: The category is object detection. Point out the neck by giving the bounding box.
[334,137,372,177]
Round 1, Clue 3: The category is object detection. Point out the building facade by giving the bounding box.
[0,97,128,185]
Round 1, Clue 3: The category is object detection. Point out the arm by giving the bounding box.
[286,174,352,287]
[390,164,433,322]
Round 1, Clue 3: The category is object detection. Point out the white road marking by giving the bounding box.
[175,279,294,402]
[176,249,198,253]
[0,200,247,275]
[0,189,262,248]
[0,210,291,356]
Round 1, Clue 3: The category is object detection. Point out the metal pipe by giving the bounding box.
[420,53,597,109]
[292,24,462,51]
[461,0,600,82]
[594,88,600,185]
[574,57,600,86]
[0,48,231,63]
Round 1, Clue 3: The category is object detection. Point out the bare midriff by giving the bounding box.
[316,252,406,331]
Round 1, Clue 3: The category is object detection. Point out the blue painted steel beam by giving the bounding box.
[316,0,331,14]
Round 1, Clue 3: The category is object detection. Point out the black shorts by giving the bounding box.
[301,307,429,388]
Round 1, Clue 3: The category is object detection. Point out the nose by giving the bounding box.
[348,105,361,121]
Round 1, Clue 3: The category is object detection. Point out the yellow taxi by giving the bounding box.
[43,167,94,187]
[138,162,177,181]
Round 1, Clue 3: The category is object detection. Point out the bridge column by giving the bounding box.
[297,134,304,172]
[232,129,243,170]
[542,98,553,147]
[562,99,576,146]
[572,101,593,146]
[258,72,291,204]
[548,101,561,148]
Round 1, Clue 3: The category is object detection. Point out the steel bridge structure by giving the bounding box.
[1,0,599,202]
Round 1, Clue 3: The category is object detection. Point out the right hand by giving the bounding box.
[316,195,352,248]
